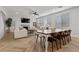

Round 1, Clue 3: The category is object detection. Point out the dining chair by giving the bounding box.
[52,31,66,48]
[58,31,66,46]
[62,29,71,44]
[35,32,39,43]
[48,33,59,51]
[56,31,67,48]
[35,31,45,49]
[68,30,72,42]
[64,30,72,44]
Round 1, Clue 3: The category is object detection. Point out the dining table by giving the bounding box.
[36,29,67,52]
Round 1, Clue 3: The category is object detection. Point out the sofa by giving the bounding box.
[14,26,28,39]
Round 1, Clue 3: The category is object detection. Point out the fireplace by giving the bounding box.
[23,27,28,30]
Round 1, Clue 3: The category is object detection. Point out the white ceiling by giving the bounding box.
[2,6,60,17]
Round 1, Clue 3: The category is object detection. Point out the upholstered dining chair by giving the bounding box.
[48,32,59,51]
[50,31,66,49]
[68,30,72,42]
[64,30,72,44]
[59,31,66,45]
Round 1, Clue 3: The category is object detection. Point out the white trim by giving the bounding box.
[71,35,79,38]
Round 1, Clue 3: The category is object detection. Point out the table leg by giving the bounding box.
[45,35,48,52]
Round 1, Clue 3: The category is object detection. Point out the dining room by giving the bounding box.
[33,6,79,52]
[0,6,79,52]
[1,0,79,59]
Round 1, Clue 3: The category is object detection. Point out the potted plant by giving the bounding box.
[5,18,12,32]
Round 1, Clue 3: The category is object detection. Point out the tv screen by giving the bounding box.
[21,18,30,23]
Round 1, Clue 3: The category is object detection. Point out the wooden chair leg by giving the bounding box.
[36,35,39,43]
[67,36,69,44]
[69,36,71,41]
[52,41,54,52]
[42,37,45,49]
[41,36,45,48]
[55,40,58,50]
[63,38,66,45]
[62,38,65,45]
[40,37,42,47]
[59,40,61,48]
[68,35,71,43]
[64,37,66,45]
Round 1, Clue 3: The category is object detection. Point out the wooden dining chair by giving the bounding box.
[68,30,72,41]
[63,29,71,44]
[48,33,59,51]
[55,31,68,48]
[65,30,72,43]
[58,31,66,46]
[52,31,67,48]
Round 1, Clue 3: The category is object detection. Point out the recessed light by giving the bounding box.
[58,6,63,8]
[16,12,19,14]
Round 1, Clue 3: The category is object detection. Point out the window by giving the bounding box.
[61,13,70,27]
[56,13,70,29]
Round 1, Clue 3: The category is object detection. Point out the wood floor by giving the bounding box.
[0,32,79,52]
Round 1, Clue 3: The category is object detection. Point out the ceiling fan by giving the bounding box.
[26,7,39,16]
[32,11,39,15]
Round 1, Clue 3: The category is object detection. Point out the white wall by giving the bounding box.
[69,7,79,38]
[0,8,5,39]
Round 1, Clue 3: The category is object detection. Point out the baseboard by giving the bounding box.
[71,35,79,38]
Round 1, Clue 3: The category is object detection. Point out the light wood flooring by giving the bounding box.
[0,32,79,52]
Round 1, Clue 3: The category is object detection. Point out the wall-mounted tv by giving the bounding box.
[21,18,30,23]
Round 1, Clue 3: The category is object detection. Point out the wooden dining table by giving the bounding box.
[36,29,66,52]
